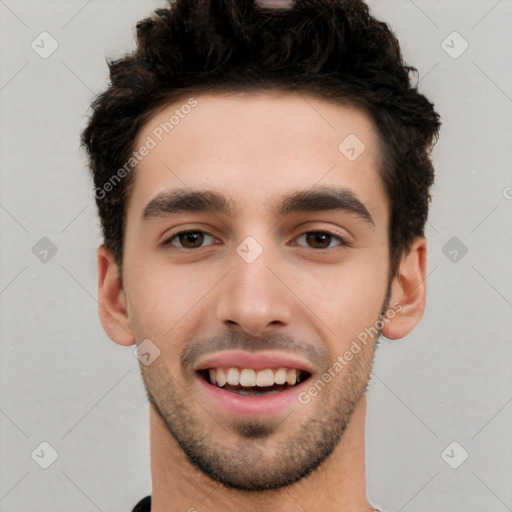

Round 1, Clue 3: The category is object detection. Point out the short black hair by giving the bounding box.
[82,0,441,277]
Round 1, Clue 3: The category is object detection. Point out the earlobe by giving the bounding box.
[97,245,135,346]
[381,237,428,340]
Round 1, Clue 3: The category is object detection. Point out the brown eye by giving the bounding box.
[163,230,215,249]
[295,231,346,250]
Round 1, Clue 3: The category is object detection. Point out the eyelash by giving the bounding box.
[161,229,349,251]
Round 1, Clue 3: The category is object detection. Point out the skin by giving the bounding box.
[96,90,427,512]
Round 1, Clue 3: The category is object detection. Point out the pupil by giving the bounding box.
[308,232,329,249]
[182,232,202,248]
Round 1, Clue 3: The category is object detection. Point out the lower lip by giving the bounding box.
[197,373,310,417]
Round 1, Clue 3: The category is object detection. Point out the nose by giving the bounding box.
[215,240,293,338]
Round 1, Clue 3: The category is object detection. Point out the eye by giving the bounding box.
[162,229,348,251]
[293,231,347,250]
[162,230,217,249]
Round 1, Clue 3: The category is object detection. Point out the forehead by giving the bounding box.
[127,90,388,226]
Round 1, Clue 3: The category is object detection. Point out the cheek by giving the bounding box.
[298,253,388,341]
[126,262,215,339]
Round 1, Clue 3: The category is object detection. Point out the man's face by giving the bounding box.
[122,91,391,490]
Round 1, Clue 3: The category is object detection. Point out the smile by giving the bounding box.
[198,367,310,396]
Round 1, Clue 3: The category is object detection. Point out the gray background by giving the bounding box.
[0,1,511,511]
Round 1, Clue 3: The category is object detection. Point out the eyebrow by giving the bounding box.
[141,186,375,227]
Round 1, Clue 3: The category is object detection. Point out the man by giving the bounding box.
[82,0,441,510]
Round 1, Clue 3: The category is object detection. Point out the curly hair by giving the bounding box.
[81,0,441,278]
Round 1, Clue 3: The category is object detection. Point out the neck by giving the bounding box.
[149,393,373,512]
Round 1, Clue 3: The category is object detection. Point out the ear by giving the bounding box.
[381,237,427,340]
[97,244,135,346]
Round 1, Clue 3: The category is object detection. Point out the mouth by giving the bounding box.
[197,367,311,396]
[193,350,315,417]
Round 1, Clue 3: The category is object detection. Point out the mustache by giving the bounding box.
[181,331,328,370]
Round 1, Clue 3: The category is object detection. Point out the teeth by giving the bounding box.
[226,367,239,385]
[255,369,274,387]
[240,369,256,386]
[216,368,227,387]
[274,367,287,385]
[205,367,305,388]
[286,369,297,385]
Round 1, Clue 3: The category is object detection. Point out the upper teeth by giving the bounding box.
[207,367,303,387]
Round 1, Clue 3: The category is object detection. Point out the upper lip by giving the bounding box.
[194,350,315,374]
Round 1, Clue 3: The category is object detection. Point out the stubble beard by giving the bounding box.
[140,335,377,491]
